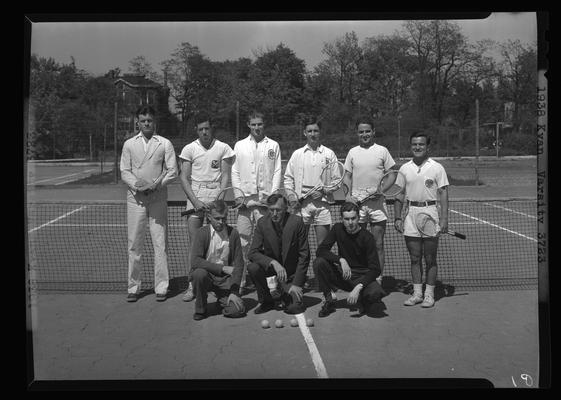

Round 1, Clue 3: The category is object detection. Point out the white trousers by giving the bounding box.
[127,197,169,295]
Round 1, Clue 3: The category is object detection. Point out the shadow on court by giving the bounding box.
[381,276,462,302]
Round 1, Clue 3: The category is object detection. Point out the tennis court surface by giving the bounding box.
[26,188,540,387]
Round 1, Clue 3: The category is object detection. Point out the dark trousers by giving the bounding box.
[314,257,385,307]
[247,262,304,310]
[191,268,245,316]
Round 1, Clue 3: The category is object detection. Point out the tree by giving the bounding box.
[402,20,473,125]
[496,40,537,134]
[448,39,499,126]
[360,34,416,119]
[160,42,220,136]
[128,55,161,83]
[249,43,307,125]
[319,31,362,105]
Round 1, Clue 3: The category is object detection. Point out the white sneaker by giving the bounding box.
[404,294,423,306]
[182,283,194,302]
[421,294,435,308]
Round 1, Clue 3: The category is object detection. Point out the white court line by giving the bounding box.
[295,313,329,379]
[450,208,537,243]
[54,169,97,185]
[28,169,97,185]
[28,206,87,233]
[484,202,537,219]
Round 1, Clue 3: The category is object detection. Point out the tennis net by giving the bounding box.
[26,198,538,293]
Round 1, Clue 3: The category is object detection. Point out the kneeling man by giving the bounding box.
[314,202,386,317]
[190,200,246,320]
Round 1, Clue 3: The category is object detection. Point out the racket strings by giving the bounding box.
[319,162,345,189]
[416,214,439,237]
[216,187,246,209]
[379,171,405,197]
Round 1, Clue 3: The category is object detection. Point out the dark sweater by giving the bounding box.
[316,223,380,286]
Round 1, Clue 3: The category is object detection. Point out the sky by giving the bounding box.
[29,13,538,77]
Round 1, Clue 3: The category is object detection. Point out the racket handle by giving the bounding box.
[447,230,466,240]
[181,209,197,217]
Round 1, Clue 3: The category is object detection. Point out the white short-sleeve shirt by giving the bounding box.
[398,158,449,202]
[344,143,395,197]
[179,139,234,183]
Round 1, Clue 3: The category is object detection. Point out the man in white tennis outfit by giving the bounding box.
[178,113,235,302]
[284,117,339,289]
[343,119,396,285]
[232,111,282,291]
[120,105,178,303]
[393,131,449,308]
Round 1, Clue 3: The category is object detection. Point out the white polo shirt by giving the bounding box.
[284,144,338,198]
[398,158,449,202]
[231,135,282,197]
[179,139,234,183]
[344,143,395,198]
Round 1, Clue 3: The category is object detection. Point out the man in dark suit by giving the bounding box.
[247,193,310,314]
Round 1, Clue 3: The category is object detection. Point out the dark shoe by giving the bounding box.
[126,293,138,303]
[156,293,167,302]
[193,312,208,321]
[318,300,336,318]
[280,292,305,314]
[254,301,275,314]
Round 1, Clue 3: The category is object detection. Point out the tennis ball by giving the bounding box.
[275,319,284,328]
[290,318,298,327]
[306,318,314,327]
[261,320,270,329]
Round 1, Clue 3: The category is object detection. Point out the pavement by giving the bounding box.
[28,288,539,386]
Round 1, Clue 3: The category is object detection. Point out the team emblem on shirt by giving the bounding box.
[211,160,219,169]
[425,178,435,188]
[268,149,275,160]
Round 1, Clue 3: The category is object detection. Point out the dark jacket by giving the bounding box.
[190,224,244,295]
[248,213,310,287]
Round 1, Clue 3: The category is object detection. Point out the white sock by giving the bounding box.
[266,276,278,290]
[413,283,423,297]
[326,290,337,302]
[425,284,435,297]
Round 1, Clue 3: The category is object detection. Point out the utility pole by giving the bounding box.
[236,101,240,141]
[495,122,501,159]
[397,115,401,160]
[114,100,118,184]
[475,99,479,186]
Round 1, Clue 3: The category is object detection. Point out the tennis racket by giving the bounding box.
[300,160,346,202]
[356,170,406,206]
[414,211,466,239]
[181,186,246,217]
